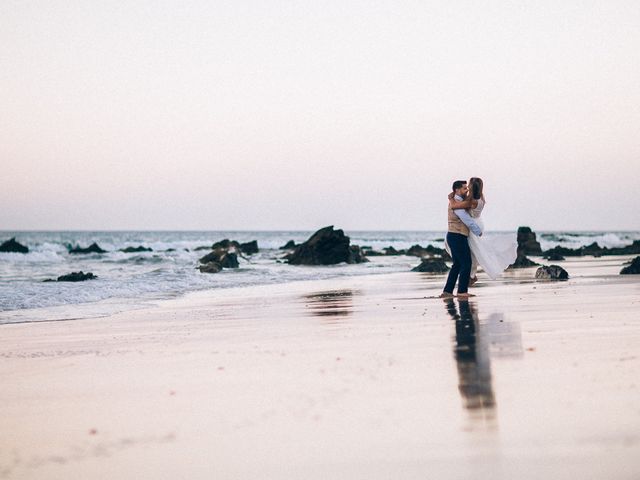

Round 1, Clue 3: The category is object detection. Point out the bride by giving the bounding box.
[448,177,517,282]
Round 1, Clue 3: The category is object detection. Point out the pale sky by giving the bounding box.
[1,0,639,231]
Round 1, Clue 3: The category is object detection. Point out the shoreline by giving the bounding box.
[1,256,639,479]
[2,228,638,322]
[1,253,637,327]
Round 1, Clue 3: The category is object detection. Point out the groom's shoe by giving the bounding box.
[439,292,455,299]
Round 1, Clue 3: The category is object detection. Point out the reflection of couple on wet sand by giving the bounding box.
[444,298,495,415]
[441,178,517,298]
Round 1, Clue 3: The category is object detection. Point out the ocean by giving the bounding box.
[1,230,638,324]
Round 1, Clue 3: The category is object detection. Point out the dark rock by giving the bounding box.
[411,258,450,273]
[198,262,222,274]
[223,254,240,269]
[285,226,366,265]
[542,240,640,258]
[199,248,239,268]
[544,251,565,261]
[544,242,604,257]
[512,226,543,268]
[406,244,429,257]
[279,240,298,250]
[0,238,29,253]
[535,265,569,280]
[383,246,404,256]
[119,246,153,253]
[543,245,582,258]
[605,240,640,256]
[517,226,542,256]
[349,245,369,264]
[620,256,640,274]
[164,248,176,252]
[68,243,107,254]
[581,242,603,256]
[426,244,448,257]
[212,239,241,251]
[206,238,257,255]
[57,271,97,282]
[194,245,212,251]
[509,252,540,269]
[239,240,259,255]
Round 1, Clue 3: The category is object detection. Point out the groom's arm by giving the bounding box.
[453,209,482,236]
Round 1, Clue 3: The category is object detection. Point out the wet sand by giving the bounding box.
[1,256,639,479]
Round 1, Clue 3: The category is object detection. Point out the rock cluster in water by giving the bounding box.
[0,238,29,253]
[209,239,259,255]
[543,241,640,258]
[199,248,240,269]
[120,246,153,253]
[196,238,260,273]
[198,248,240,273]
[44,271,98,282]
[285,226,368,265]
[510,227,640,271]
[68,243,107,254]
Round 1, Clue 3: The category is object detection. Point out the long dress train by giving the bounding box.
[467,199,517,280]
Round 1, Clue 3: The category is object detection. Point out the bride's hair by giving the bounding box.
[469,177,483,200]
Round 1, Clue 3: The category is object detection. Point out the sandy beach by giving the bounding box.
[4,0,640,477]
[1,256,639,480]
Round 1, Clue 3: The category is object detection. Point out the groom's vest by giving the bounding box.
[448,204,469,236]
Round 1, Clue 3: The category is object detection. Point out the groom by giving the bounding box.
[441,180,482,298]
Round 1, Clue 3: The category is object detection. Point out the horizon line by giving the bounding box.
[2,228,639,233]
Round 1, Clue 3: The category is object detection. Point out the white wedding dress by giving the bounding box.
[467,198,517,279]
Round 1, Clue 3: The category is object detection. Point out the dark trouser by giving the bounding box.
[443,232,472,294]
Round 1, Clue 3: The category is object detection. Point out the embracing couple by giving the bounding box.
[440,177,517,298]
